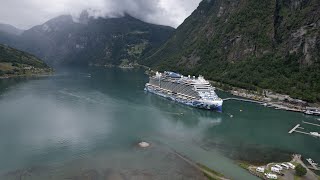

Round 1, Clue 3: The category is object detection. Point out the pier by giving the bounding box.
[288,124,300,134]
[288,124,311,135]
[302,121,320,127]
[223,97,304,113]
[288,122,320,137]
[294,130,310,135]
[307,166,320,171]
[223,98,263,104]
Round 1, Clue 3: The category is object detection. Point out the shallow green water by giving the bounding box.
[0,68,319,179]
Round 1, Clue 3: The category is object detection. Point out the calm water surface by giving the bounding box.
[0,68,319,179]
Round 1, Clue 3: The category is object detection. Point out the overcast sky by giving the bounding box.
[0,0,202,29]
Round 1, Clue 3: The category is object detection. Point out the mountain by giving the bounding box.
[0,23,22,46]
[0,44,50,77]
[143,0,320,102]
[3,13,174,67]
[0,23,23,35]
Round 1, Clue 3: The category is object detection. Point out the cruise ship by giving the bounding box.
[145,71,223,111]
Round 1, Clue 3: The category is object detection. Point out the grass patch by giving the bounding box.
[237,161,251,169]
[197,163,225,178]
[0,62,15,71]
[294,175,301,180]
[291,162,300,166]
[127,42,148,56]
[203,172,219,180]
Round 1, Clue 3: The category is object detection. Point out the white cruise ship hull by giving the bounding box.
[145,84,223,112]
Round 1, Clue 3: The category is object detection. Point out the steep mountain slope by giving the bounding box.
[143,0,320,102]
[0,30,19,46]
[0,44,49,77]
[4,13,174,66]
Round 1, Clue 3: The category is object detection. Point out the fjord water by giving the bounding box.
[0,68,319,179]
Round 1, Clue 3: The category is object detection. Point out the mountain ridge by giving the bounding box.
[0,13,174,67]
[0,23,23,35]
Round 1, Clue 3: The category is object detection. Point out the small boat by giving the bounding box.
[307,158,318,166]
[305,110,313,115]
[310,132,320,138]
[304,108,320,116]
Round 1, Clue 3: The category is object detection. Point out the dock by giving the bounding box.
[288,123,320,137]
[294,130,310,135]
[223,97,263,104]
[269,104,304,113]
[302,121,320,127]
[288,124,312,135]
[288,124,300,134]
[307,166,320,171]
[224,97,304,113]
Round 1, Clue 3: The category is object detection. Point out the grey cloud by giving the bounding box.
[0,0,202,29]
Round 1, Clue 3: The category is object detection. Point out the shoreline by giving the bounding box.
[9,64,317,117]
[210,80,317,116]
[171,150,230,180]
[0,72,54,79]
[143,67,319,115]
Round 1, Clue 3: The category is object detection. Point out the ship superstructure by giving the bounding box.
[145,71,223,111]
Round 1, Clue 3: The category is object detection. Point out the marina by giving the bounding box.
[288,121,320,137]
[223,96,307,114]
[306,158,320,171]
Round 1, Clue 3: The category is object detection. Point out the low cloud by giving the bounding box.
[0,0,202,29]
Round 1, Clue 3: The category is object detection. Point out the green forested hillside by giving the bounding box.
[0,44,49,76]
[142,0,320,102]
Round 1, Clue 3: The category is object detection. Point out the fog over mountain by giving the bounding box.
[0,0,201,29]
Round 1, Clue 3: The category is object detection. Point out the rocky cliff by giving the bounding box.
[143,0,320,102]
